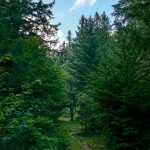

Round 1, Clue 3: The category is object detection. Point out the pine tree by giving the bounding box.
[94,12,112,64]
[69,15,97,91]
[0,1,67,149]
[67,13,112,128]
[0,0,59,45]
[85,1,150,149]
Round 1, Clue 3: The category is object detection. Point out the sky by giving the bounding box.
[42,0,119,44]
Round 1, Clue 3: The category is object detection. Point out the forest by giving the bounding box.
[0,0,150,150]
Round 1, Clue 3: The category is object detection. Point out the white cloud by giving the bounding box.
[69,0,96,12]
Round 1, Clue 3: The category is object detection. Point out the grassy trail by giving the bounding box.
[59,117,82,150]
[59,116,105,150]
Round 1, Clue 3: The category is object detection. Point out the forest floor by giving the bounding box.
[59,116,106,150]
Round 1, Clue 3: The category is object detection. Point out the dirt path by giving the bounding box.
[59,117,104,150]
[69,129,91,150]
[82,142,91,150]
[59,116,91,150]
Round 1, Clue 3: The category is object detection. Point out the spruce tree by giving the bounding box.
[69,15,97,91]
[86,1,150,149]
[0,1,67,149]
[0,0,59,45]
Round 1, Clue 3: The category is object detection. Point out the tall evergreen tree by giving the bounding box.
[69,15,97,91]
[85,1,150,149]
[67,13,112,128]
[0,1,67,149]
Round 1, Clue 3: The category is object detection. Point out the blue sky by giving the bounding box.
[42,0,119,43]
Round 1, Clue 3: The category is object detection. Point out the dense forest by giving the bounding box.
[0,0,150,150]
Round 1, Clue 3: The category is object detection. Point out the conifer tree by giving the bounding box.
[0,1,67,149]
[68,13,112,128]
[0,0,59,45]
[85,1,150,149]
[69,15,97,91]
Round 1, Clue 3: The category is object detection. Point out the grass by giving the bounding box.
[74,133,106,150]
[59,115,106,150]
[59,117,82,150]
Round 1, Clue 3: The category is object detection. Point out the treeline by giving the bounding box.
[58,0,150,149]
[0,0,150,150]
[0,0,67,149]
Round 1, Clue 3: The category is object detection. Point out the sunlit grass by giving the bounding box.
[59,114,106,150]
[59,119,82,150]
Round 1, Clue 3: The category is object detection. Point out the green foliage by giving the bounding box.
[63,2,150,150]
[0,0,68,149]
[77,92,95,130]
[0,0,58,43]
[66,12,112,129]
[0,37,67,149]
[85,6,150,150]
[1,0,150,149]
[68,15,97,91]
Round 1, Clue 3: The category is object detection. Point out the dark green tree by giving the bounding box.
[0,38,67,149]
[0,0,59,45]
[68,15,97,92]
[0,0,67,149]
[85,1,150,149]
[70,13,112,129]
[88,26,150,149]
